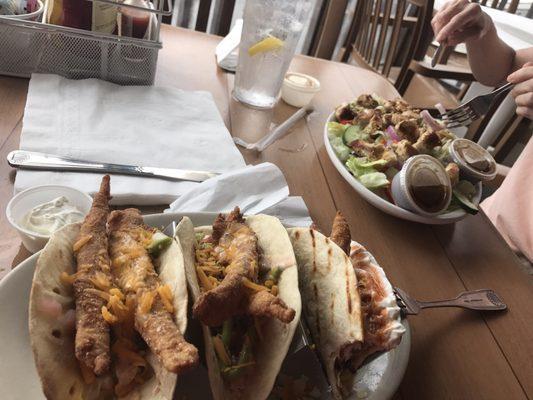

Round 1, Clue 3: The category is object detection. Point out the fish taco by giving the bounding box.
[175,208,301,400]
[288,212,405,399]
[28,176,198,399]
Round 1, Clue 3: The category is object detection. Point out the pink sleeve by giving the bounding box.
[481,137,533,262]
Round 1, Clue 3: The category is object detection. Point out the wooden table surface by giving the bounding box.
[1,25,532,400]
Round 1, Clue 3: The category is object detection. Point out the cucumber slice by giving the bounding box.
[452,190,479,214]
[343,124,365,146]
[146,231,172,256]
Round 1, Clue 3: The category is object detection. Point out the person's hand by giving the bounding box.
[509,62,533,119]
[431,0,494,46]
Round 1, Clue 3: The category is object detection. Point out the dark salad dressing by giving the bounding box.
[408,168,449,213]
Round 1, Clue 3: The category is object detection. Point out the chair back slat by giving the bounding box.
[474,0,520,13]
[373,0,394,69]
[342,0,434,92]
[382,0,406,77]
[365,0,383,60]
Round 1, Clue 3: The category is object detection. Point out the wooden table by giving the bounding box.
[1,25,532,400]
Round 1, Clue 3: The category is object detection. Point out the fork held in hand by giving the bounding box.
[441,82,514,128]
[394,287,507,315]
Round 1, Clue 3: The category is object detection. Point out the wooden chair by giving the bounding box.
[474,0,519,13]
[340,0,475,111]
[169,0,236,36]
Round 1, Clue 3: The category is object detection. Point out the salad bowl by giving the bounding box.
[324,110,482,225]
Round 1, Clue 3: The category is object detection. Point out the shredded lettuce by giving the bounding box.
[432,140,452,162]
[327,122,349,138]
[330,136,351,162]
[359,172,390,189]
[345,156,389,189]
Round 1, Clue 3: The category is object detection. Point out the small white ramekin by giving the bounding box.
[449,138,497,182]
[6,185,93,253]
[391,155,452,217]
[281,72,321,108]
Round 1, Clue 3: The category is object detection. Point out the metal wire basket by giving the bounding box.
[0,0,172,85]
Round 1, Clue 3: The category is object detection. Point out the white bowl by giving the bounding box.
[6,185,93,253]
[324,111,481,224]
[281,72,321,108]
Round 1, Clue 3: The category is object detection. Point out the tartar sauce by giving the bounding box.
[20,196,85,235]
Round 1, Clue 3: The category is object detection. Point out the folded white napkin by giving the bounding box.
[15,74,246,205]
[166,162,313,227]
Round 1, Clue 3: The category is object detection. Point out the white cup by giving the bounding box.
[6,185,93,253]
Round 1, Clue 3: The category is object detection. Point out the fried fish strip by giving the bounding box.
[73,175,112,376]
[193,207,295,327]
[330,211,351,255]
[108,209,199,373]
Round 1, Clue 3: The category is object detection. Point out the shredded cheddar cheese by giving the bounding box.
[139,290,157,314]
[86,288,111,302]
[73,235,92,252]
[60,271,77,285]
[157,285,174,313]
[102,306,118,324]
[112,340,147,367]
[110,287,125,300]
[196,267,214,291]
[242,277,268,292]
[89,271,111,291]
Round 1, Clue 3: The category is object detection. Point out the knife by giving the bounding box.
[431,43,447,68]
[7,150,219,183]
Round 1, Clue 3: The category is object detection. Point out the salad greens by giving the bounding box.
[345,157,389,189]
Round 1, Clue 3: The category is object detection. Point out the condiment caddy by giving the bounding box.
[0,0,173,85]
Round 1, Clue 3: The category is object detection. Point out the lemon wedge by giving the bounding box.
[248,36,284,56]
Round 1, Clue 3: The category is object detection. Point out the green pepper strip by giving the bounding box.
[221,319,233,349]
[221,334,254,381]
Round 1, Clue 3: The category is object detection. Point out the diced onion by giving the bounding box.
[421,109,443,132]
[435,102,447,116]
[386,126,400,142]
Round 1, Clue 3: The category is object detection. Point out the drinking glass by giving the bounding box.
[233,0,313,109]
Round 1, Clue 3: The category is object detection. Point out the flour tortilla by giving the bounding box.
[287,227,363,400]
[28,222,189,400]
[176,215,301,400]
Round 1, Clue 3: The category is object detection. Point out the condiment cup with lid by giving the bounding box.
[281,72,321,107]
[448,138,497,182]
[6,185,93,253]
[391,155,452,217]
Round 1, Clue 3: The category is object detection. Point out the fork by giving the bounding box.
[394,287,507,315]
[441,82,514,128]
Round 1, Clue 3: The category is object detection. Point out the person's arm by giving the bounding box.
[432,0,514,85]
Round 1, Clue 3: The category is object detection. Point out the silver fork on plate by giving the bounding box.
[441,82,514,128]
[394,287,507,315]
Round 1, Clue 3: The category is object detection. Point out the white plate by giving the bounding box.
[324,112,482,224]
[0,212,410,400]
